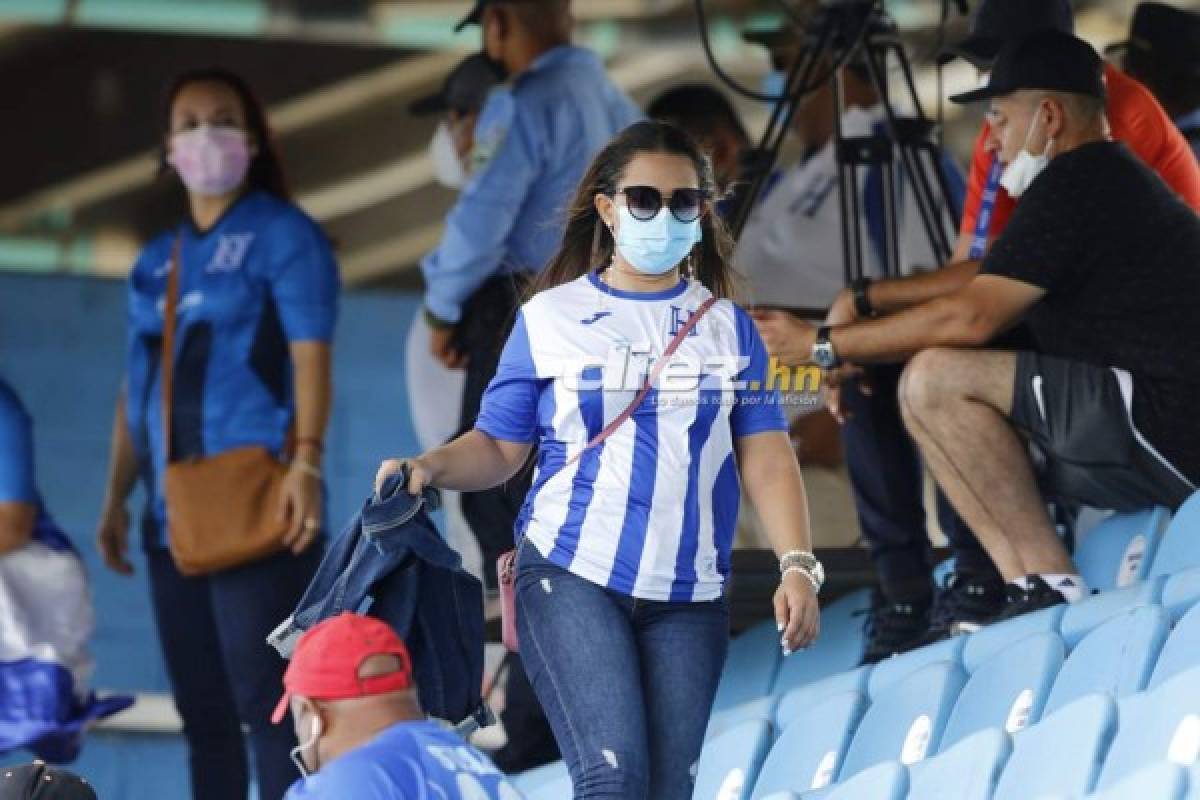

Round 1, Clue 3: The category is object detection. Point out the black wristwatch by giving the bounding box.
[811,326,842,369]
[851,277,876,318]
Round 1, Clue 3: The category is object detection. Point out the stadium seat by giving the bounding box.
[837,661,967,781]
[962,604,1066,673]
[1148,492,1200,577]
[939,631,1065,750]
[824,762,907,800]
[866,637,965,699]
[1092,666,1200,792]
[908,728,1011,800]
[707,696,777,741]
[694,718,773,800]
[1074,507,1170,590]
[1044,604,1170,716]
[774,667,870,734]
[771,589,871,696]
[1163,568,1200,623]
[512,760,572,799]
[1058,578,1164,647]
[993,694,1117,800]
[1150,602,1200,690]
[713,620,784,712]
[1088,762,1188,800]
[751,691,869,798]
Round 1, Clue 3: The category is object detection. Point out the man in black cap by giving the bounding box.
[1113,2,1200,160]
[0,762,96,800]
[754,30,1200,623]
[754,0,1200,664]
[410,53,504,190]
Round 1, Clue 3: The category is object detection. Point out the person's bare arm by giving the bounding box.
[737,430,819,653]
[0,503,35,555]
[97,389,139,574]
[864,259,983,315]
[278,341,333,554]
[755,275,1044,366]
[376,430,532,496]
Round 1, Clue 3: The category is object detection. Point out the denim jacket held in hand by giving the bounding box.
[268,472,485,728]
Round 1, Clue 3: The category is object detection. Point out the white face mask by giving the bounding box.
[999,105,1055,199]
[290,714,322,778]
[430,121,468,190]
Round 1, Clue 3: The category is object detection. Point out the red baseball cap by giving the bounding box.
[271,613,413,724]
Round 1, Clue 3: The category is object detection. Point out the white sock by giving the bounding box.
[1037,573,1087,603]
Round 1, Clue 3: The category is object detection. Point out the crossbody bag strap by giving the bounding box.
[564,294,718,468]
[161,235,182,464]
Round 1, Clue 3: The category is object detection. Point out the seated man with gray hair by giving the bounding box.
[752,30,1200,625]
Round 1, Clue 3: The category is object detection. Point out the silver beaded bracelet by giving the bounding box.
[782,565,820,595]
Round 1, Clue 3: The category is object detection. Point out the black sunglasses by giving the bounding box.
[614,185,708,223]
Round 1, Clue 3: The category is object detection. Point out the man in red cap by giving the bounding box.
[273,613,520,799]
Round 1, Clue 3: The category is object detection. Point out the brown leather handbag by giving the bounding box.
[161,237,291,576]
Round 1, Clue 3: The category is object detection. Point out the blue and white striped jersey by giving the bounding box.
[475,272,787,602]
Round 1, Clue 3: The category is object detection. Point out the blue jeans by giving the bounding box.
[514,540,728,800]
[147,545,322,800]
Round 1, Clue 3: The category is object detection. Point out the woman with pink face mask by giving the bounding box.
[96,69,338,800]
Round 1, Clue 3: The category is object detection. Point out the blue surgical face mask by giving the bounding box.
[613,205,701,276]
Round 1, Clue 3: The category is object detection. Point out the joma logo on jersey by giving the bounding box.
[206,233,255,273]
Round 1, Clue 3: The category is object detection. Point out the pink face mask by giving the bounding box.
[168,126,251,196]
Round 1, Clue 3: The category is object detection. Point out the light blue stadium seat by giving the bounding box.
[1093,666,1200,792]
[909,728,1011,800]
[757,794,802,800]
[1059,578,1164,647]
[1044,604,1170,716]
[962,604,1066,673]
[707,696,778,741]
[993,694,1117,800]
[751,691,869,798]
[940,632,1065,750]
[1151,602,1200,690]
[694,718,774,800]
[838,661,967,782]
[824,762,907,800]
[771,589,872,696]
[512,760,572,799]
[866,637,965,700]
[1074,507,1170,591]
[774,667,870,734]
[1089,762,1188,800]
[1163,567,1200,623]
[1148,492,1200,578]
[713,619,784,712]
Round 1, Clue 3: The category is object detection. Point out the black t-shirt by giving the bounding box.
[983,140,1200,483]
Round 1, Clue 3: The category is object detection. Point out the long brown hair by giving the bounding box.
[531,120,741,300]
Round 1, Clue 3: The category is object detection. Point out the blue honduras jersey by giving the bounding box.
[283,720,524,800]
[0,378,68,549]
[124,191,339,544]
[475,273,788,602]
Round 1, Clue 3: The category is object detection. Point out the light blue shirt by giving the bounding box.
[420,45,642,324]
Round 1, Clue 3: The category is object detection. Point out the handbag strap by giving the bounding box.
[161,234,183,464]
[564,294,717,468]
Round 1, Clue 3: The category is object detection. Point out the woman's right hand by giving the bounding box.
[374,457,432,498]
[97,502,134,575]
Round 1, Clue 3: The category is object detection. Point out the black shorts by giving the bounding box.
[1010,351,1195,511]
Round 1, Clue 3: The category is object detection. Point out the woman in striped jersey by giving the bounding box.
[377,120,822,800]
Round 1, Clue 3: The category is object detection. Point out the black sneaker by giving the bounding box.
[918,571,1007,646]
[860,590,931,665]
[992,575,1068,624]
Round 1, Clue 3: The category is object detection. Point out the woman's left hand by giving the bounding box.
[279,463,322,554]
[774,571,820,654]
